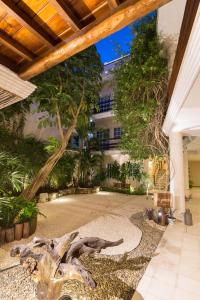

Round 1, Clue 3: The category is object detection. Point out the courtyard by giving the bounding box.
[0,0,200,299]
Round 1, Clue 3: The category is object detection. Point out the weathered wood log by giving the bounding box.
[66,237,124,261]
[11,232,123,300]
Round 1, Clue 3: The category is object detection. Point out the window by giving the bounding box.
[96,129,110,150]
[98,95,113,112]
[114,127,122,139]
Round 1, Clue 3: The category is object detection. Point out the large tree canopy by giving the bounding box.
[22,45,103,200]
[114,15,168,160]
[31,45,102,137]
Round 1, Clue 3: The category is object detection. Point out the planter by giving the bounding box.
[23,222,30,238]
[76,187,99,194]
[38,193,49,203]
[29,216,37,235]
[58,188,76,197]
[0,227,6,244]
[49,193,57,201]
[15,223,24,241]
[5,227,15,243]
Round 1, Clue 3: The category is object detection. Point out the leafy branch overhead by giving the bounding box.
[114,15,169,160]
[30,46,103,140]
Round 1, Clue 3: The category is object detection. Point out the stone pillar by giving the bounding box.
[183,149,190,198]
[169,131,185,214]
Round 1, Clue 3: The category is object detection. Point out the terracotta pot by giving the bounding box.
[0,227,6,244]
[23,222,30,238]
[5,227,15,243]
[15,223,24,241]
[29,216,37,235]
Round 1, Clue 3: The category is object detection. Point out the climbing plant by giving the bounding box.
[114,15,169,160]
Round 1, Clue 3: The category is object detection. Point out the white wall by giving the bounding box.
[24,108,60,141]
[157,0,186,72]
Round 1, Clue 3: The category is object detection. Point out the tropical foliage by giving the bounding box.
[0,128,78,195]
[0,195,39,228]
[0,99,32,137]
[107,161,144,186]
[22,45,102,200]
[114,15,168,160]
[77,149,104,187]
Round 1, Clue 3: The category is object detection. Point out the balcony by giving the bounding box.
[93,97,113,114]
[89,137,120,151]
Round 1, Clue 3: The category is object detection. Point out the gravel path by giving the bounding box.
[0,212,164,300]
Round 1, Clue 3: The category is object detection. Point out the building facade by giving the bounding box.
[91,56,131,166]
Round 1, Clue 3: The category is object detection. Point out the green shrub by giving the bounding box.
[106,161,144,186]
[0,195,39,228]
[15,201,39,224]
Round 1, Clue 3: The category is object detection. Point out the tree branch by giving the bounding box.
[55,101,64,141]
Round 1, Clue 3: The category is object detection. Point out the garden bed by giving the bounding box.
[39,187,100,203]
[0,212,164,300]
[101,186,147,196]
[0,217,37,244]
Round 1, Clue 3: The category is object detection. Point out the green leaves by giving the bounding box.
[107,161,143,183]
[78,149,104,187]
[29,45,103,132]
[44,136,60,154]
[0,195,39,228]
[114,15,168,160]
[0,152,25,193]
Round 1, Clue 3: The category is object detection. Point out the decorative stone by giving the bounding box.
[58,188,76,197]
[48,193,57,201]
[38,193,49,203]
[76,187,99,194]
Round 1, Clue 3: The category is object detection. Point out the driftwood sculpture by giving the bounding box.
[10,232,123,300]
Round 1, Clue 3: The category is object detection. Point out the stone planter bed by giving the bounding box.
[38,187,100,203]
[0,212,164,300]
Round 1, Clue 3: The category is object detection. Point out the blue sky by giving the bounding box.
[95,24,134,63]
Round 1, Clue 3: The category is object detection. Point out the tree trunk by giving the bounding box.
[21,125,75,201]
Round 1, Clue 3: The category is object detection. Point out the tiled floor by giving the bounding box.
[133,188,200,300]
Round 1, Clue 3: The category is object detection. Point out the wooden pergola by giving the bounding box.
[0,0,170,81]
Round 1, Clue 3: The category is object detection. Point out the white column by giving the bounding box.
[183,149,190,198]
[169,131,185,214]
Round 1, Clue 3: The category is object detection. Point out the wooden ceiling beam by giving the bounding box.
[0,53,16,71]
[49,0,82,32]
[0,29,36,61]
[0,0,56,47]
[19,0,171,80]
[107,0,120,10]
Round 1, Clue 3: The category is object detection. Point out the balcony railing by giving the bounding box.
[89,137,120,151]
[93,99,113,114]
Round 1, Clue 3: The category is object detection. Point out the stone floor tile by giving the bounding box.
[179,264,200,282]
[137,275,152,297]
[146,278,174,300]
[176,274,200,296]
[173,288,200,300]
[153,267,177,286]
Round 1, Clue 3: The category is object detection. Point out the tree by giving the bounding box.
[22,46,102,200]
[78,149,103,187]
[114,15,168,160]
